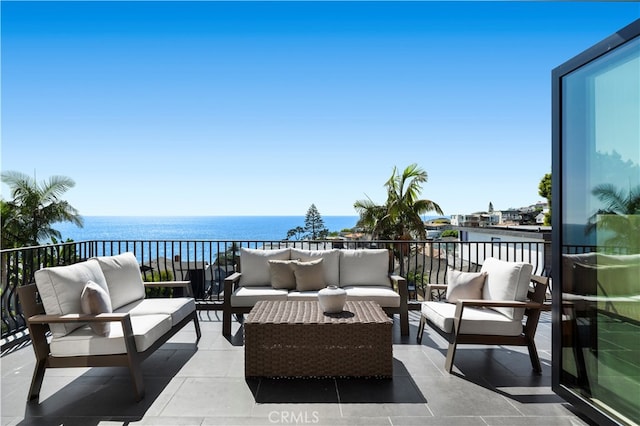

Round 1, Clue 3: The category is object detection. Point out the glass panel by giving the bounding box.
[561,35,640,424]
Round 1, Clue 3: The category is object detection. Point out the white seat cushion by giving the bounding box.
[342,285,400,308]
[115,297,195,327]
[339,249,390,287]
[34,260,110,337]
[91,252,146,310]
[239,248,291,287]
[287,290,321,301]
[230,286,289,307]
[49,314,172,357]
[290,248,340,286]
[422,301,523,336]
[480,257,533,321]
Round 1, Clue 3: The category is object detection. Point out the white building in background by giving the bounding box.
[454,225,552,276]
[450,213,500,227]
[536,209,550,224]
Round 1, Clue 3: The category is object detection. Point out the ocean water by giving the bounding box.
[53,216,360,242]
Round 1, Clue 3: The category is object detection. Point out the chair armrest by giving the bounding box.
[451,299,545,336]
[453,298,543,323]
[456,299,544,310]
[145,280,190,288]
[144,280,193,297]
[223,272,242,305]
[27,312,130,324]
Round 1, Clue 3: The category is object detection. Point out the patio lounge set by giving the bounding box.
[17,248,549,403]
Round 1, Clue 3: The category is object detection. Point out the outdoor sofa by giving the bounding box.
[18,252,201,402]
[223,247,409,336]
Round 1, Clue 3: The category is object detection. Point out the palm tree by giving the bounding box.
[354,164,443,240]
[355,164,443,276]
[353,197,390,239]
[1,171,83,248]
[585,183,640,253]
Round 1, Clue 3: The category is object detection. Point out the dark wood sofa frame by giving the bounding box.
[18,281,201,402]
[223,273,410,337]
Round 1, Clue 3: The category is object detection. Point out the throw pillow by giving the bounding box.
[446,269,487,304]
[268,259,297,290]
[80,280,113,337]
[292,258,326,291]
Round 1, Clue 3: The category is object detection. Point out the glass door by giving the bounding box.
[553,21,640,426]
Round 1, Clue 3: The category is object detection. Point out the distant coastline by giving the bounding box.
[52,215,446,243]
[52,215,362,242]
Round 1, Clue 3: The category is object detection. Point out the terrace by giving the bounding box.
[1,240,594,425]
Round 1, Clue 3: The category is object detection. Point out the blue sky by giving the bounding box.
[2,1,639,217]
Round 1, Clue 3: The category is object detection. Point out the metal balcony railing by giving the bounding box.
[1,239,551,349]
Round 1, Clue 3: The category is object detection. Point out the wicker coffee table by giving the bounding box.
[244,300,393,378]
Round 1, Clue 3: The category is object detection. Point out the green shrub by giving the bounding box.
[441,230,459,238]
[144,270,175,297]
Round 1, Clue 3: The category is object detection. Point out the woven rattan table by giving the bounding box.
[244,300,393,378]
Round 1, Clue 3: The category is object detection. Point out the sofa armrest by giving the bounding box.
[222,272,242,336]
[390,274,409,336]
[390,274,408,298]
[223,272,241,305]
[144,280,193,297]
[27,312,131,324]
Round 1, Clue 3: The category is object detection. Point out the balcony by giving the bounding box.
[0,240,593,425]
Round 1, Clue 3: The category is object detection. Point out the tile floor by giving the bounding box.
[1,310,596,425]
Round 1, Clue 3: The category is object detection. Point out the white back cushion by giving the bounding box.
[480,257,533,321]
[34,260,110,337]
[92,252,146,310]
[339,249,390,287]
[239,248,290,287]
[290,248,340,286]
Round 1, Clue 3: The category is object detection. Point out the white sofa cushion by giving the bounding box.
[422,301,523,336]
[342,285,400,308]
[80,280,113,337]
[34,260,110,337]
[50,314,172,357]
[480,257,533,321]
[290,249,340,286]
[92,252,146,311]
[115,297,196,327]
[339,249,390,287]
[239,248,290,287]
[230,286,289,307]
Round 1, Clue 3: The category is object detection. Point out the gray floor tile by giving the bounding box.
[1,313,593,426]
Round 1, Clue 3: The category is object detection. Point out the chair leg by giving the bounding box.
[444,342,457,373]
[193,314,202,341]
[27,359,47,401]
[417,315,426,343]
[527,339,542,374]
